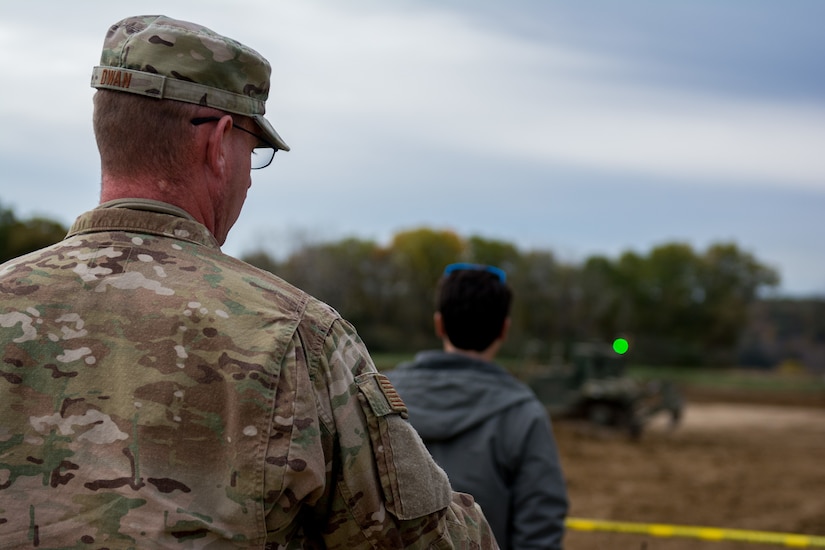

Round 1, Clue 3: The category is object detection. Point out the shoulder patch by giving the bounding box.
[355,373,409,419]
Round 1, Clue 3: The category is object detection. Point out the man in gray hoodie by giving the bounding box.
[386,263,569,550]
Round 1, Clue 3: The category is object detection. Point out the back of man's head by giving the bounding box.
[91,15,288,150]
[90,15,289,182]
[437,265,512,353]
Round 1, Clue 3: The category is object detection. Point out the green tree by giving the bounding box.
[505,250,564,358]
[465,235,520,271]
[242,250,280,274]
[0,203,68,263]
[575,255,633,344]
[612,242,779,365]
[699,242,780,363]
[629,243,708,363]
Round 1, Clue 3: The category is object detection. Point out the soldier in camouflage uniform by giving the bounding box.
[0,15,497,549]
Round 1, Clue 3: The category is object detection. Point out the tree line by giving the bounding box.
[4,202,820,368]
[242,227,782,367]
[0,203,67,264]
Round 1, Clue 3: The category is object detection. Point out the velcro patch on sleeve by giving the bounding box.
[356,373,409,419]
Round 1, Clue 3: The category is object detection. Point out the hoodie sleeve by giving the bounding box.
[506,399,569,550]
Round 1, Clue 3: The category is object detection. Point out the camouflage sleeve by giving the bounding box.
[313,319,499,549]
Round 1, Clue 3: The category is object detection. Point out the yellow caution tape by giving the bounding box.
[566,518,825,548]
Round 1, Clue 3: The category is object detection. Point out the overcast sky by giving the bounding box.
[1,1,823,296]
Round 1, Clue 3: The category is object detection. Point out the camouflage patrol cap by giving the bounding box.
[91,15,289,151]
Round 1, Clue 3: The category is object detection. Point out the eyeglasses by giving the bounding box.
[191,117,276,169]
[443,262,507,283]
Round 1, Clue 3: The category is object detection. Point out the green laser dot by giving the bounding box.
[613,338,629,355]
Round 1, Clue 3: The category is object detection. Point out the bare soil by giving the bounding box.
[556,386,825,550]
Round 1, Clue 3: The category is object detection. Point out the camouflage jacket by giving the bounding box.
[0,203,497,549]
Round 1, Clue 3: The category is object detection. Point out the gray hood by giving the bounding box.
[386,350,535,441]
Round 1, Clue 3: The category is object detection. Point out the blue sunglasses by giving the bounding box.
[443,263,507,283]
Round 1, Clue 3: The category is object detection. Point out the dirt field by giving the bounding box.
[556,387,825,550]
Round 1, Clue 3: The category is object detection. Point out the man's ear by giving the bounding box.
[434,312,446,339]
[499,317,511,342]
[204,115,233,178]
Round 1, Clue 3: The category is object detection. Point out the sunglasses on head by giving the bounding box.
[443,263,506,283]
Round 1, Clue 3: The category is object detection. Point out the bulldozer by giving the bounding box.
[525,341,683,438]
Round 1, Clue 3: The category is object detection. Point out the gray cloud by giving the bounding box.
[1,0,823,295]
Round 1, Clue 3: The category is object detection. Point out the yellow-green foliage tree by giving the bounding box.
[385,228,465,350]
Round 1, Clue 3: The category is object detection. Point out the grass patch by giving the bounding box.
[628,365,825,394]
[372,352,825,396]
[372,352,825,399]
